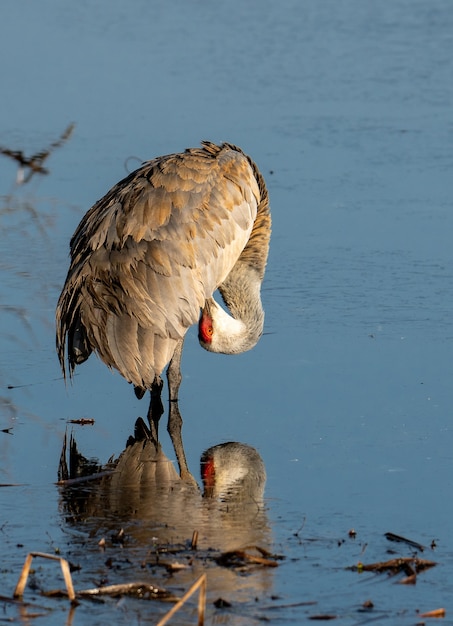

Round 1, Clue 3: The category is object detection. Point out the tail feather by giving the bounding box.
[67,309,92,369]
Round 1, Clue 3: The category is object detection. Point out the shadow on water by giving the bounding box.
[56,420,275,623]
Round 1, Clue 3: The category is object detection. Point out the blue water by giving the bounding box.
[1,0,452,623]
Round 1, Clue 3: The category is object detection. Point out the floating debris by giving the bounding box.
[78,582,174,601]
[215,545,280,569]
[419,608,446,618]
[12,551,183,606]
[385,532,426,552]
[67,418,95,426]
[163,561,191,573]
[351,556,436,580]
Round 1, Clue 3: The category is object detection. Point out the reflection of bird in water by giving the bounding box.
[56,141,271,482]
[201,441,266,502]
[60,418,266,506]
[59,419,269,555]
[0,123,74,184]
[59,425,272,606]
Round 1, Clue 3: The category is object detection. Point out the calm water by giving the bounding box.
[1,0,453,623]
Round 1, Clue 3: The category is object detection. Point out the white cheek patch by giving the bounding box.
[208,301,247,354]
[216,305,245,336]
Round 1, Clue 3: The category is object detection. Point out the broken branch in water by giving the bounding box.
[351,556,436,578]
[384,532,426,552]
[216,545,280,569]
[78,582,175,601]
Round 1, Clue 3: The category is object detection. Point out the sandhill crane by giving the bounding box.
[56,141,271,482]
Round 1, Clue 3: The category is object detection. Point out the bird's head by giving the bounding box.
[198,298,260,354]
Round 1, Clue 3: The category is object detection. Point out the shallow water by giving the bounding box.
[1,0,453,623]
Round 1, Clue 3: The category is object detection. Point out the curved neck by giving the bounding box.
[217,261,265,351]
[200,155,270,356]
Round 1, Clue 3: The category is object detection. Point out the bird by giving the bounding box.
[56,140,271,482]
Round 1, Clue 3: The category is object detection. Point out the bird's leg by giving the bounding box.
[167,339,183,402]
[168,401,198,486]
[166,339,198,487]
[146,376,164,448]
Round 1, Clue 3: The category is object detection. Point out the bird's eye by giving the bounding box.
[206,326,213,336]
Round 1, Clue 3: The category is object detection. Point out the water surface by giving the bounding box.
[1,1,452,623]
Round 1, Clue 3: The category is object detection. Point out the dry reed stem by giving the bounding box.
[13,552,175,605]
[155,574,207,626]
[14,552,76,602]
[399,573,417,585]
[420,608,446,618]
